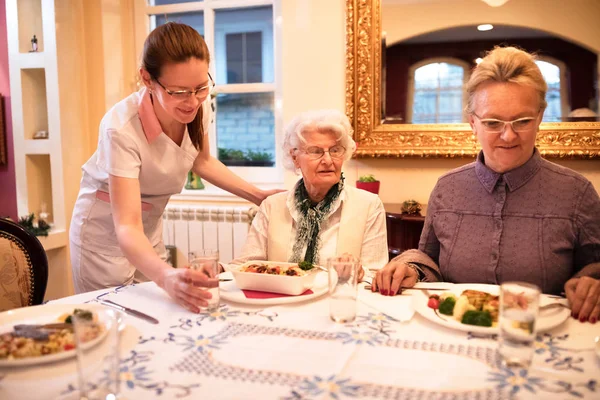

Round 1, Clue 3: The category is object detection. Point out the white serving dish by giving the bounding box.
[229,261,320,295]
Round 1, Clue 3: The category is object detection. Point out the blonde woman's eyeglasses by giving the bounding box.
[472,112,538,134]
[295,145,346,160]
[154,72,215,100]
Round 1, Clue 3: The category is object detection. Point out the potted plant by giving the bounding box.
[218,148,275,167]
[356,174,380,195]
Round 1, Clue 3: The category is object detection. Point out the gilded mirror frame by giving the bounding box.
[345,0,600,158]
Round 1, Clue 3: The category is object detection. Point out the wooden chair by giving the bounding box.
[0,218,48,311]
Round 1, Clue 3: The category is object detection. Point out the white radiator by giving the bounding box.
[162,205,256,267]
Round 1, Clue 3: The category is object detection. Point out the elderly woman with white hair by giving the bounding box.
[231,109,388,272]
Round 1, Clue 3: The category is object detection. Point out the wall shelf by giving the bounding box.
[24,139,50,154]
[15,51,45,68]
[25,154,54,224]
[20,68,49,140]
[37,229,67,251]
[17,0,44,53]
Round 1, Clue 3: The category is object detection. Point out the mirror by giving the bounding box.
[345,0,600,158]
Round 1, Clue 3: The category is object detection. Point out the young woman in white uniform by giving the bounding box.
[70,23,279,313]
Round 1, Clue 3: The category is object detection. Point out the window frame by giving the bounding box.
[535,56,569,122]
[134,0,283,196]
[406,57,470,124]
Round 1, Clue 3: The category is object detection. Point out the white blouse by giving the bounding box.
[232,183,389,270]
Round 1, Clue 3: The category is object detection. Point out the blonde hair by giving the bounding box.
[465,46,547,114]
[282,110,356,172]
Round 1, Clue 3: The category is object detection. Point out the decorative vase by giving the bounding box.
[356,181,380,195]
[185,171,205,190]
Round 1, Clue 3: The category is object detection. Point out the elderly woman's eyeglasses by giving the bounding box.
[153,72,215,100]
[295,145,346,160]
[472,113,538,134]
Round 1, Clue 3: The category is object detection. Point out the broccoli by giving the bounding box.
[461,310,493,327]
[65,308,93,324]
[438,297,456,315]
[298,261,314,271]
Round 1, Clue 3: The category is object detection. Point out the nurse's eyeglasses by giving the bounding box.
[472,112,538,134]
[153,73,215,100]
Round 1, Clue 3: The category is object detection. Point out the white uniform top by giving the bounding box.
[70,87,210,256]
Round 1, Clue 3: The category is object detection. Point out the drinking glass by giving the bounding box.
[72,307,121,400]
[498,282,541,368]
[189,249,220,312]
[328,255,361,323]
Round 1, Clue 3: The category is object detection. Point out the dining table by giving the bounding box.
[0,275,598,400]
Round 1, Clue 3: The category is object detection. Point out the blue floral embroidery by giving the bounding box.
[355,312,397,337]
[166,332,229,352]
[60,350,199,398]
[488,368,598,398]
[286,375,361,399]
[169,306,279,330]
[488,368,545,396]
[334,330,385,346]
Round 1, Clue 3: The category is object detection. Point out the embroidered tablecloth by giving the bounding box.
[0,282,598,400]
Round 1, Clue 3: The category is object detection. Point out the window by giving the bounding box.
[139,0,282,186]
[408,59,468,124]
[535,59,565,122]
[226,32,262,83]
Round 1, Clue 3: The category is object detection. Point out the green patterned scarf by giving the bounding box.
[290,174,345,265]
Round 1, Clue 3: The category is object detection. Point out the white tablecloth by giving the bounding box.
[1,282,598,400]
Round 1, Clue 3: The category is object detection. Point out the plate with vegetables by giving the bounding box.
[414,284,570,334]
[0,303,111,367]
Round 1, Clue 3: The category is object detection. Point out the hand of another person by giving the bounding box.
[372,260,418,296]
[159,268,218,313]
[330,253,363,283]
[564,276,600,323]
[258,188,286,204]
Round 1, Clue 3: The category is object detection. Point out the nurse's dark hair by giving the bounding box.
[142,22,209,150]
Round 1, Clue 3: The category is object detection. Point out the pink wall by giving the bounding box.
[0,0,18,220]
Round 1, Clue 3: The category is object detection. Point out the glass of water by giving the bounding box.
[498,281,541,368]
[72,307,122,400]
[189,249,220,312]
[328,255,361,323]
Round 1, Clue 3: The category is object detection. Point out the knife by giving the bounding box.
[99,299,160,324]
[363,285,449,292]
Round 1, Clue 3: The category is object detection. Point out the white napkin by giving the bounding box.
[358,289,415,322]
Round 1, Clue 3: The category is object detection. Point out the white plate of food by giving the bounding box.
[0,303,112,367]
[413,283,570,335]
[220,261,328,305]
[226,261,322,295]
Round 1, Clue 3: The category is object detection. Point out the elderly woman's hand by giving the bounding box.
[372,259,418,296]
[158,268,218,313]
[564,276,600,323]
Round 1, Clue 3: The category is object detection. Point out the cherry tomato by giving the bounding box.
[427,297,440,309]
[64,343,75,351]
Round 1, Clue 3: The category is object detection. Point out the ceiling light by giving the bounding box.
[481,0,510,6]
[477,24,494,31]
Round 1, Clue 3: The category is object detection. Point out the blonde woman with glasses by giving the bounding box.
[230,110,388,275]
[70,23,280,312]
[373,46,600,324]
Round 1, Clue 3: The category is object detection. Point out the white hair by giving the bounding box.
[282,109,357,172]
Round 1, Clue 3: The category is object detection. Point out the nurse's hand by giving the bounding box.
[257,188,286,204]
[159,268,219,313]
